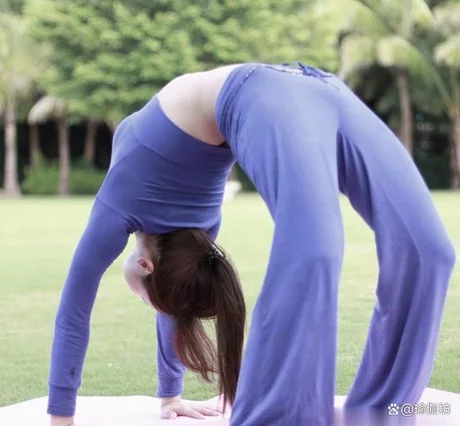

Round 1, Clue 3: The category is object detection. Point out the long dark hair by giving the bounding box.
[143,228,246,409]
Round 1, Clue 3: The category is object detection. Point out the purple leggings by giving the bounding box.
[215,63,456,425]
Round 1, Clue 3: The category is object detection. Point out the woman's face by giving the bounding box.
[123,232,155,307]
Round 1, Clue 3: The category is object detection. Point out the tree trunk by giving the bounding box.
[29,124,40,169]
[450,111,460,190]
[3,94,21,196]
[84,119,98,165]
[395,69,414,155]
[57,117,70,196]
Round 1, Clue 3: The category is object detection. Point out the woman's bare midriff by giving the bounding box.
[157,64,243,145]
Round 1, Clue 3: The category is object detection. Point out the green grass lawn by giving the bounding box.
[0,193,459,407]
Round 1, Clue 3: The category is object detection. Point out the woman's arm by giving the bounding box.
[156,313,187,397]
[47,197,131,417]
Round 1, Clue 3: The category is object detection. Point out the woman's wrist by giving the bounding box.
[160,394,182,406]
[50,415,74,426]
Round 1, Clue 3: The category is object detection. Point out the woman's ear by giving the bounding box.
[137,257,154,276]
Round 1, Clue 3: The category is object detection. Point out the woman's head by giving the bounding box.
[123,228,246,408]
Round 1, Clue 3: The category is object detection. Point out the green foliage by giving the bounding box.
[23,159,106,195]
[24,0,198,123]
[334,0,459,115]
[8,0,458,192]
[0,11,47,103]
[433,1,460,68]
[172,0,339,70]
[69,167,106,195]
[335,0,438,82]
[0,0,26,14]
[24,0,340,126]
[22,162,59,195]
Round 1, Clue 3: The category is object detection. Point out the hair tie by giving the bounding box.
[205,246,223,267]
[177,313,194,324]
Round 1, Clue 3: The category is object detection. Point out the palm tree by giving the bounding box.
[433,1,460,188]
[335,0,435,155]
[28,96,70,195]
[84,119,98,166]
[27,108,41,170]
[0,12,46,196]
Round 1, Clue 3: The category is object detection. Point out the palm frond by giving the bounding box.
[412,0,435,29]
[377,35,452,110]
[378,35,430,78]
[0,12,48,98]
[433,1,460,34]
[28,95,67,124]
[435,33,460,67]
[337,0,435,36]
[332,0,390,36]
[339,34,377,79]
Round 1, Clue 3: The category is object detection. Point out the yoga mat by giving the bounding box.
[0,388,458,425]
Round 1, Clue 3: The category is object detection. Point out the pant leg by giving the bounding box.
[333,79,456,408]
[229,72,344,426]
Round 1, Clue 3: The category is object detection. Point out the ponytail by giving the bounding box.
[173,252,246,411]
[174,317,218,382]
[144,229,246,411]
[213,253,246,410]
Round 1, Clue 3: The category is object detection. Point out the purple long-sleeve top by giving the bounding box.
[47,95,235,416]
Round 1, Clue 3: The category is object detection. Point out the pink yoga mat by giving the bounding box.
[0,388,458,425]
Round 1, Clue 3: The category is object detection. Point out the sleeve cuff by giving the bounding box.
[157,376,184,398]
[47,385,78,417]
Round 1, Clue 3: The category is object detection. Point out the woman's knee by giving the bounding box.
[422,230,456,267]
[414,230,457,289]
[433,237,456,274]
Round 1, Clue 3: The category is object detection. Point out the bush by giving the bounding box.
[22,160,107,195]
[70,167,106,195]
[22,163,59,195]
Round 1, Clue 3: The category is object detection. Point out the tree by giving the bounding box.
[433,0,460,188]
[27,107,40,170]
[172,0,339,71]
[0,12,46,196]
[25,0,199,130]
[26,0,340,122]
[25,0,340,180]
[28,96,70,195]
[335,0,436,155]
[333,0,460,188]
[83,119,98,166]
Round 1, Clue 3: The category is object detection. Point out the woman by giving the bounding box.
[48,62,456,426]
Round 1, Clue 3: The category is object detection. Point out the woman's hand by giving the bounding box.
[160,395,223,420]
[50,415,75,426]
